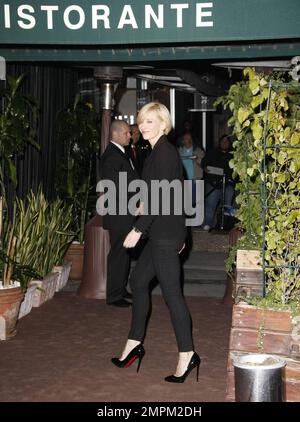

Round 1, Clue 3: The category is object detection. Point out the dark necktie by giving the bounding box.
[132,146,137,160]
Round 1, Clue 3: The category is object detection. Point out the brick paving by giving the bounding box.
[0,291,232,402]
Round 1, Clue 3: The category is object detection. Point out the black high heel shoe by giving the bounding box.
[164,352,201,383]
[111,344,145,373]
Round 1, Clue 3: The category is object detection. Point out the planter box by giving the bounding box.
[236,250,263,297]
[18,284,37,319]
[53,261,72,292]
[30,272,59,307]
[226,303,300,402]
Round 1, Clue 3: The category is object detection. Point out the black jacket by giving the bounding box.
[99,142,139,231]
[134,135,186,242]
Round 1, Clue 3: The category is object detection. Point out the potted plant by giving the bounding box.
[0,74,40,337]
[0,198,40,338]
[55,95,99,280]
[13,188,75,308]
[0,73,39,199]
[215,68,300,401]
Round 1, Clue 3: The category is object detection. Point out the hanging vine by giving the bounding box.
[215,68,300,305]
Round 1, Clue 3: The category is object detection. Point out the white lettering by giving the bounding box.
[92,5,110,29]
[64,5,85,30]
[2,3,215,35]
[41,5,59,30]
[117,5,138,29]
[96,182,116,216]
[196,2,213,27]
[4,4,10,29]
[18,5,36,29]
[128,180,143,216]
[145,4,164,29]
[170,4,189,28]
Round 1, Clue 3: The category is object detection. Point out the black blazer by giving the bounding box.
[134,135,186,242]
[99,142,139,231]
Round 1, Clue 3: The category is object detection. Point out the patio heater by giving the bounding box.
[77,67,123,300]
[188,93,216,151]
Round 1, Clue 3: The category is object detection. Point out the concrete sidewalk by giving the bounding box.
[0,292,232,402]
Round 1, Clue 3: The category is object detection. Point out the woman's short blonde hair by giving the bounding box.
[137,102,172,135]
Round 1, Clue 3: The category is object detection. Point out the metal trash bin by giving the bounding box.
[233,354,286,402]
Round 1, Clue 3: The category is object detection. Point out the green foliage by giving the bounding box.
[0,187,75,289]
[0,248,41,291]
[55,95,99,243]
[216,68,300,305]
[14,187,76,279]
[0,74,39,190]
[0,74,42,289]
[0,199,41,289]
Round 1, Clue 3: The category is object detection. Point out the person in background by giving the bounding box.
[99,120,138,307]
[179,132,205,208]
[179,132,205,180]
[111,102,200,383]
[176,120,200,148]
[128,124,151,176]
[201,134,234,231]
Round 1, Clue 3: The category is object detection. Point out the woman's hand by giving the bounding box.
[123,229,142,248]
[178,243,185,254]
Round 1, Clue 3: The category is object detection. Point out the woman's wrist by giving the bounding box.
[132,226,142,234]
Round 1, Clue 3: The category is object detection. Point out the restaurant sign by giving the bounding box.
[0,0,300,45]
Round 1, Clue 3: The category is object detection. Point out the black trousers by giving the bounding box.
[106,229,130,304]
[128,238,194,352]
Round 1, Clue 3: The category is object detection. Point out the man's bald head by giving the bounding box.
[110,120,131,147]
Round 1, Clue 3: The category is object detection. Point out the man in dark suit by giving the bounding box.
[99,120,139,307]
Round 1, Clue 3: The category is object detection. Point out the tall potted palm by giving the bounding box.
[0,74,40,339]
[215,68,300,401]
[0,73,39,198]
[56,95,99,280]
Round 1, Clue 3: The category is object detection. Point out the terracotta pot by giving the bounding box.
[64,243,84,280]
[0,286,24,340]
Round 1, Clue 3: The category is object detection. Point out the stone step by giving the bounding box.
[182,251,227,282]
[66,250,228,296]
[182,251,227,270]
[152,282,226,298]
[184,270,227,282]
[64,279,227,298]
[191,228,230,253]
[130,250,227,283]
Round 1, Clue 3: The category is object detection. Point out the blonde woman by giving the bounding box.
[111,102,200,383]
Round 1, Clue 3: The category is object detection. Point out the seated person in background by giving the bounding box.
[201,134,235,231]
[127,124,151,176]
[179,132,205,207]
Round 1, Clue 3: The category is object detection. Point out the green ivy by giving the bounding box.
[215,68,300,305]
